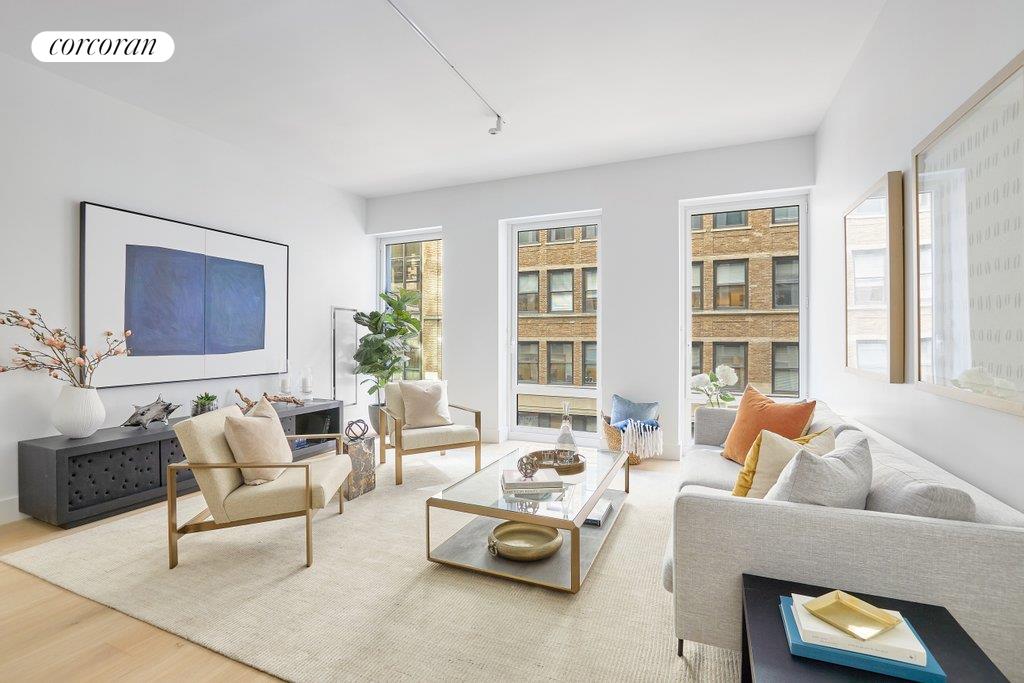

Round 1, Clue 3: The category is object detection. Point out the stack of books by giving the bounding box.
[779,593,946,682]
[584,498,613,527]
[500,469,563,495]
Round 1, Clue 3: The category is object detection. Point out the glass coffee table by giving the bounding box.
[426,447,630,593]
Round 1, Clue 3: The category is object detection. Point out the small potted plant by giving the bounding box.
[191,392,219,416]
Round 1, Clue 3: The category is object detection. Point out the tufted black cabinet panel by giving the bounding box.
[67,444,160,511]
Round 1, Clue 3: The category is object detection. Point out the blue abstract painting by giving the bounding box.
[124,245,266,357]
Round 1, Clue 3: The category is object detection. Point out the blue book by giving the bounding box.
[779,596,946,683]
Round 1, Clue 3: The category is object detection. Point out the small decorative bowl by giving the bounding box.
[487,521,562,562]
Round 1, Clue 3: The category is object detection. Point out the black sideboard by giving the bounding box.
[18,398,343,528]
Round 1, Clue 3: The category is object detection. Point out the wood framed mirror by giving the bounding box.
[844,171,905,382]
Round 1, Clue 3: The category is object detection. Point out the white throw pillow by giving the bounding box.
[399,380,453,428]
[764,436,872,509]
[746,428,836,498]
[223,397,293,485]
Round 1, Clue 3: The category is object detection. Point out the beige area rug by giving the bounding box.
[3,444,739,682]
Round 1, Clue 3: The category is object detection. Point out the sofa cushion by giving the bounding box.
[400,423,478,450]
[806,401,859,437]
[173,405,246,524]
[867,462,976,521]
[722,386,816,464]
[224,397,294,485]
[765,436,872,509]
[399,380,452,428]
[733,428,835,498]
[222,454,352,522]
[611,394,659,423]
[680,447,741,491]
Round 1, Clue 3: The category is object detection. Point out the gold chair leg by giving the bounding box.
[396,450,403,485]
[338,474,348,514]
[167,466,179,569]
[474,442,481,472]
[305,508,314,567]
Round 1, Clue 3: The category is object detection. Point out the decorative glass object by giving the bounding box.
[300,366,314,397]
[279,372,292,394]
[554,401,578,464]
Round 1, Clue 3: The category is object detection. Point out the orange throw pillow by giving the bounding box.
[721,386,816,464]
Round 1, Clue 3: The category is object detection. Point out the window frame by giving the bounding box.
[517,341,540,383]
[517,270,540,313]
[691,341,703,378]
[713,259,749,310]
[583,267,598,313]
[581,224,598,241]
[712,210,749,229]
[517,229,540,246]
[771,341,800,396]
[691,261,704,311]
[772,255,799,309]
[712,341,748,391]
[771,205,800,225]
[582,341,597,385]
[547,268,574,313]
[547,226,574,244]
[546,341,574,385]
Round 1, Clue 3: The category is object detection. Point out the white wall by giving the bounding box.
[367,136,816,454]
[0,54,375,523]
[811,0,1024,511]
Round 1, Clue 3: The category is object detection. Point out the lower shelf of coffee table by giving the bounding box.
[428,488,626,592]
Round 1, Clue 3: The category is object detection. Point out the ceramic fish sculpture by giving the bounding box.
[122,395,180,429]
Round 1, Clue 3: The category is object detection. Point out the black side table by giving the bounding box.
[740,574,1008,682]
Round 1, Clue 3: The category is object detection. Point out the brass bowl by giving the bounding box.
[529,449,586,475]
[487,521,562,562]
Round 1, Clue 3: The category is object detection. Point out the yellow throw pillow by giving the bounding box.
[732,428,835,498]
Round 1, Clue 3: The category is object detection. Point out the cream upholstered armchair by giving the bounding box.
[378,382,481,485]
[169,405,352,568]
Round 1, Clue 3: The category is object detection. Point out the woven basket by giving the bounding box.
[602,414,642,466]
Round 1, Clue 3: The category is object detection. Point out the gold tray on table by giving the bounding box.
[528,449,586,475]
[486,521,562,562]
[803,590,902,640]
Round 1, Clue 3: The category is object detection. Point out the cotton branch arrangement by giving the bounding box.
[0,308,130,388]
[690,364,739,408]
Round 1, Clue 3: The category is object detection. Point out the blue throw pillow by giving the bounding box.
[610,394,659,424]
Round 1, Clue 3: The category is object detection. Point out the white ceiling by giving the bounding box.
[0,1,884,197]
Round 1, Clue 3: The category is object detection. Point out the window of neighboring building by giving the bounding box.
[548,269,574,312]
[772,206,799,224]
[714,260,748,309]
[852,249,885,306]
[772,342,799,395]
[773,256,799,308]
[690,214,704,231]
[583,268,598,312]
[518,271,539,312]
[583,341,597,385]
[692,261,704,310]
[713,342,747,390]
[518,229,540,245]
[548,227,573,243]
[691,342,703,377]
[405,337,423,379]
[518,342,539,383]
[581,224,598,240]
[385,238,443,379]
[856,340,887,375]
[547,342,573,384]
[713,210,748,229]
[573,415,597,432]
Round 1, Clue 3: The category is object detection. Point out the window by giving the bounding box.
[573,415,597,432]
[920,337,933,381]
[773,256,799,308]
[714,260,748,309]
[691,262,704,310]
[548,269,574,312]
[852,249,885,306]
[518,271,539,312]
[583,342,597,385]
[713,342,747,390]
[772,342,799,395]
[548,227,573,243]
[691,342,703,377]
[385,238,443,379]
[518,230,540,245]
[547,342,573,384]
[583,268,598,312]
[713,211,748,229]
[518,342,539,383]
[856,340,887,375]
[772,206,799,224]
[919,245,933,304]
[691,214,704,231]
[581,224,598,240]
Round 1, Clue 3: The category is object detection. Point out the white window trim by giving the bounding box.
[503,209,601,446]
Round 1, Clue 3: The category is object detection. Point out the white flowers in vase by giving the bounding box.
[690,364,739,408]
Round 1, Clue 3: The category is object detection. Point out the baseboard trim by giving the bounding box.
[0,495,26,525]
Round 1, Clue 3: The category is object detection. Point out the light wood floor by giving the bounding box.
[0,492,273,682]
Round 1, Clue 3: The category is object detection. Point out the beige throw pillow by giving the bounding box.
[399,380,452,428]
[224,397,293,485]
[734,428,835,498]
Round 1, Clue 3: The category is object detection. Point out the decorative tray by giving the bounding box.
[528,449,586,475]
[803,590,902,640]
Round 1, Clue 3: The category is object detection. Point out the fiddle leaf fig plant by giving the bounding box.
[353,289,421,401]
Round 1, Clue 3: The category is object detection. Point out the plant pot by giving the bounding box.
[52,385,106,438]
[191,400,219,417]
[367,403,384,435]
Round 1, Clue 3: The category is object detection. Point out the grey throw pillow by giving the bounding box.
[764,436,872,509]
[866,463,976,521]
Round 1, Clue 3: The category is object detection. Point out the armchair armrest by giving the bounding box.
[449,403,479,414]
[168,461,313,470]
[692,406,736,446]
[449,402,482,437]
[671,485,1024,675]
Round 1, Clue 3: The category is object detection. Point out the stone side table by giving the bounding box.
[343,436,376,500]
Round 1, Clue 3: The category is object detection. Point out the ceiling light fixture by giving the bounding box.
[384,0,506,136]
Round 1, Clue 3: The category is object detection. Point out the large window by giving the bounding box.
[547,342,573,384]
[385,238,442,379]
[772,342,799,395]
[692,262,704,310]
[584,268,598,312]
[713,210,748,229]
[548,269,574,312]
[518,272,539,312]
[852,249,885,306]
[772,206,799,224]
[548,227,573,243]
[518,342,539,383]
[583,342,597,385]
[713,342,747,390]
[714,260,748,309]
[773,256,799,308]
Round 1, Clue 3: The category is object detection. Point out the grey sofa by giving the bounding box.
[663,403,1024,678]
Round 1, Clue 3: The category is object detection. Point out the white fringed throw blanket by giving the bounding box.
[621,419,663,460]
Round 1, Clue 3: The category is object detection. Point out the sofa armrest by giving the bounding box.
[692,407,736,446]
[672,486,1024,677]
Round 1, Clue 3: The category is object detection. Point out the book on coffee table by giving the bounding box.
[501,469,562,492]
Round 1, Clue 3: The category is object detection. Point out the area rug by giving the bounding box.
[2,446,739,682]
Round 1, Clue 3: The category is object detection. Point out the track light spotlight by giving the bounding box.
[488,116,504,135]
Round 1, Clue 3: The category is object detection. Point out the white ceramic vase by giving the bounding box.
[52,385,106,438]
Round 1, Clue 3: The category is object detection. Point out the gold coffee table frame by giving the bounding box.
[426,449,630,593]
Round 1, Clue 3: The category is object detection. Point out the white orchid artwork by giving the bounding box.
[691,364,740,408]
